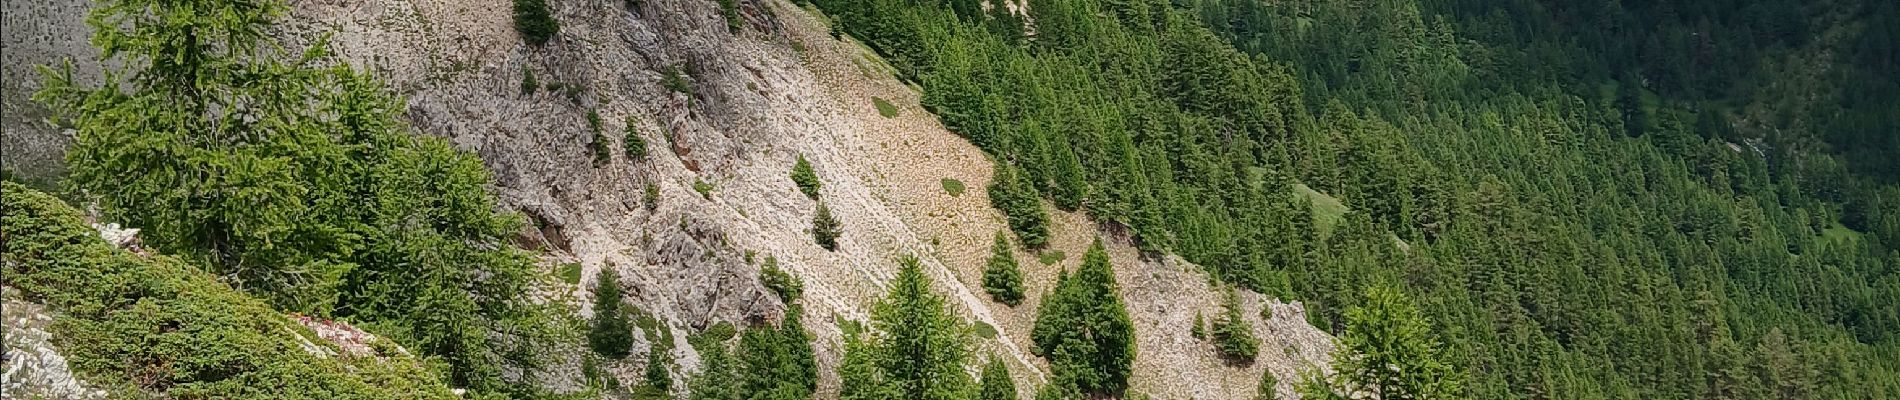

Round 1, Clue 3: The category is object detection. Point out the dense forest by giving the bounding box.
[805,0,1900,397]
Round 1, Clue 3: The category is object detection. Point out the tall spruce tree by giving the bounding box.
[590,269,634,358]
[873,255,974,400]
[983,231,1027,306]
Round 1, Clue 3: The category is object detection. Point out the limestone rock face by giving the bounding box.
[0,0,1337,398]
[2,289,107,400]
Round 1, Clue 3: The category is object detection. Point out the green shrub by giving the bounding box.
[812,200,842,251]
[973,321,1000,339]
[661,65,693,95]
[1192,311,1207,339]
[644,183,661,211]
[717,0,743,33]
[1037,251,1066,265]
[590,269,635,359]
[512,0,559,45]
[791,154,822,199]
[559,262,584,285]
[873,97,899,117]
[644,341,673,394]
[760,255,804,303]
[589,109,611,166]
[694,179,714,199]
[982,231,1025,306]
[624,116,649,160]
[941,178,966,196]
[521,67,539,95]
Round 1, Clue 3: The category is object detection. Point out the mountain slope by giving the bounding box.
[1,0,1333,398]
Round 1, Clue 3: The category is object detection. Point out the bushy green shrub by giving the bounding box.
[513,0,559,45]
[645,183,661,211]
[982,231,1025,306]
[589,109,611,166]
[716,0,743,33]
[625,116,649,160]
[760,255,804,304]
[662,65,694,95]
[694,179,714,199]
[521,67,539,95]
[791,154,821,199]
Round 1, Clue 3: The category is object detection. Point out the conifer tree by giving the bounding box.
[990,162,1051,247]
[868,255,974,400]
[1302,284,1463,400]
[1031,239,1136,393]
[979,355,1019,400]
[813,200,842,250]
[1257,368,1280,400]
[644,343,672,393]
[1212,286,1260,362]
[590,269,635,358]
[983,231,1026,306]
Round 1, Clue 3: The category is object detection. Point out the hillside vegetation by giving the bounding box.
[810,0,1900,397]
[1,182,461,399]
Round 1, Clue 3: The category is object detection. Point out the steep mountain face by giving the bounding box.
[1,0,1332,398]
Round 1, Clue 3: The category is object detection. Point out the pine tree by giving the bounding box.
[869,255,974,400]
[590,269,635,359]
[983,231,1026,306]
[1212,286,1260,362]
[644,342,672,393]
[1031,239,1136,394]
[979,355,1019,400]
[791,154,822,199]
[839,331,898,400]
[1257,368,1280,400]
[990,162,1051,248]
[813,200,842,251]
[1303,284,1463,400]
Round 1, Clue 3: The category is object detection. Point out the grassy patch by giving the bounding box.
[661,65,694,95]
[1038,250,1066,265]
[972,321,998,339]
[835,314,865,337]
[1822,224,1864,244]
[872,97,899,117]
[693,179,714,200]
[1294,183,1348,236]
[559,262,584,285]
[940,178,966,197]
